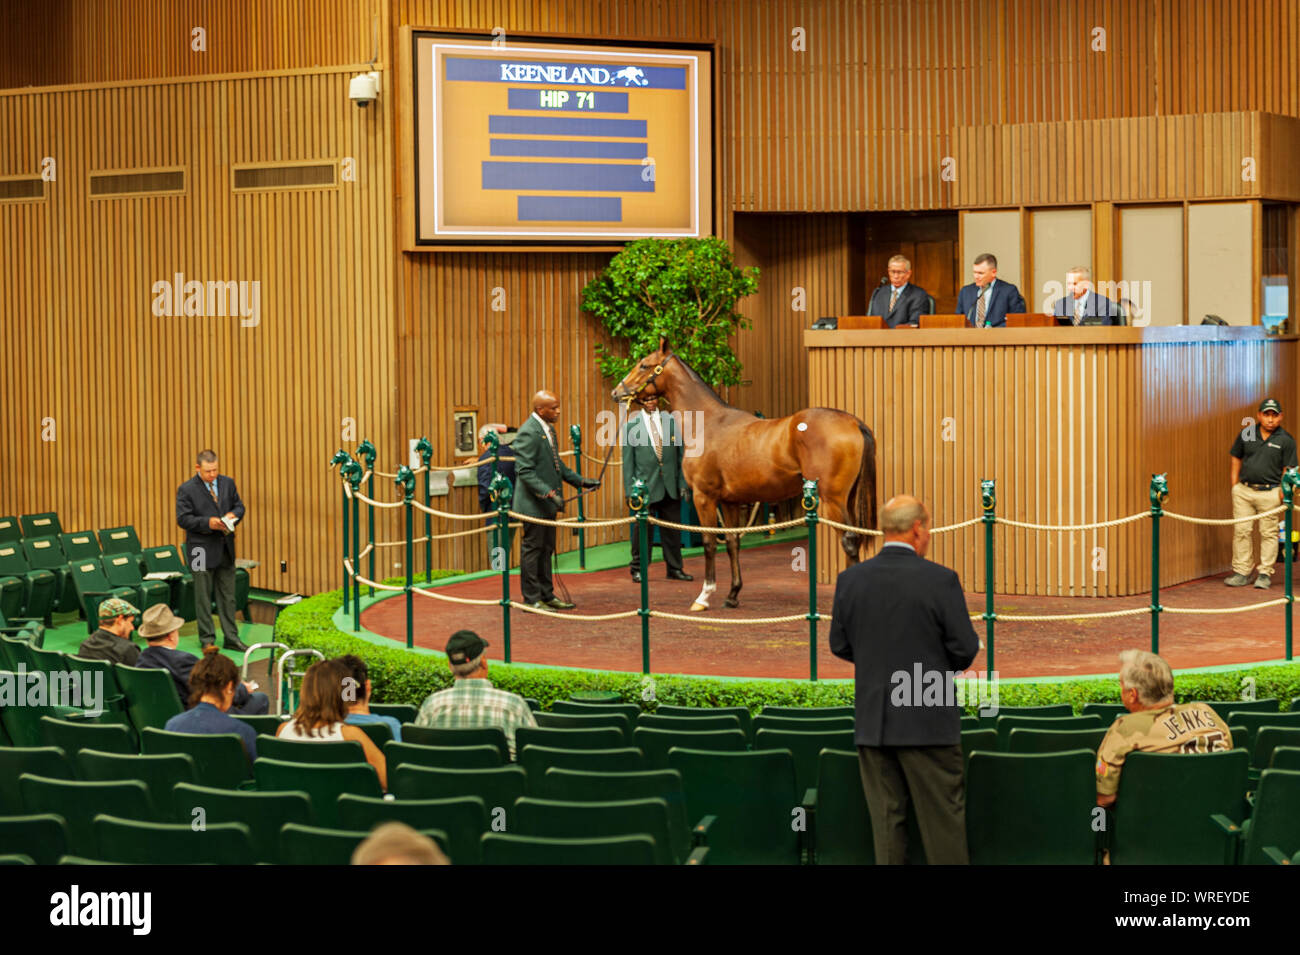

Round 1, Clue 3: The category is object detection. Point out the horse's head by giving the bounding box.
[610,337,675,403]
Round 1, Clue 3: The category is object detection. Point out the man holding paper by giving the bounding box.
[176,449,248,651]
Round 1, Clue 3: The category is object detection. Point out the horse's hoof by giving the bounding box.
[690,602,708,612]
[724,598,739,609]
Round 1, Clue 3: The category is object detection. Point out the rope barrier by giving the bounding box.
[930,517,985,533]
[1164,599,1290,614]
[411,499,506,522]
[1164,506,1293,526]
[507,510,634,529]
[989,607,1152,621]
[648,609,821,624]
[817,516,884,536]
[997,513,1150,531]
[652,515,807,534]
[510,601,641,621]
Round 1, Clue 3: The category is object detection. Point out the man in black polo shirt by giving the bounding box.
[1227,397,1298,588]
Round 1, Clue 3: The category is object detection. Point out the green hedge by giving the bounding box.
[273,587,1300,714]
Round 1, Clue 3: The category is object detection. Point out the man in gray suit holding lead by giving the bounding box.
[829,495,980,864]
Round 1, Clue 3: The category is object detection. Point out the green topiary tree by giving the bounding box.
[581,237,759,388]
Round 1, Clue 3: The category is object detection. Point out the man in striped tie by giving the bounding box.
[867,255,932,328]
[622,394,693,584]
[176,449,248,651]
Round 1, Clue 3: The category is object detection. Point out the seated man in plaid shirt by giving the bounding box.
[415,630,537,759]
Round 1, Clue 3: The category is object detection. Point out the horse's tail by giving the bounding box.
[855,422,878,539]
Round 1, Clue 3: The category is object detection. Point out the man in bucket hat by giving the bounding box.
[135,603,269,713]
[1226,398,1299,589]
[77,597,141,665]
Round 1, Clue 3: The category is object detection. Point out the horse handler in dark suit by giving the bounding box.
[513,390,600,610]
[176,449,248,651]
[829,495,980,864]
[622,394,694,584]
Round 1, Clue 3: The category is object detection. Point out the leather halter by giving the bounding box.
[630,354,675,398]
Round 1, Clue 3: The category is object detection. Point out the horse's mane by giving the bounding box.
[670,353,738,411]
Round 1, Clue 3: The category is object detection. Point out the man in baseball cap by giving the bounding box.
[77,596,142,665]
[135,603,268,713]
[413,630,537,758]
[1227,397,1299,588]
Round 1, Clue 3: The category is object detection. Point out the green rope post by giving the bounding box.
[415,437,433,583]
[491,473,514,663]
[341,461,364,632]
[1284,467,1298,661]
[631,478,650,674]
[358,439,377,598]
[802,479,820,682]
[484,431,503,565]
[1149,473,1168,654]
[330,450,352,611]
[571,424,587,570]
[981,479,996,674]
[396,466,416,649]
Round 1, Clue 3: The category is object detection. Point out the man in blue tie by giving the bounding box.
[956,253,1026,328]
[176,450,248,651]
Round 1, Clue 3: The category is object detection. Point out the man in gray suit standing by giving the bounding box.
[622,394,694,584]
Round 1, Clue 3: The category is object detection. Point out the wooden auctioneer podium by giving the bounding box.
[805,323,1297,598]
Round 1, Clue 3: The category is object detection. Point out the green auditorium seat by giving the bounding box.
[481,832,656,866]
[654,704,753,742]
[19,776,153,857]
[0,671,82,747]
[1111,750,1249,864]
[0,814,68,866]
[1008,727,1108,754]
[101,552,170,614]
[28,644,68,676]
[140,545,196,620]
[140,727,252,788]
[1202,698,1281,719]
[1271,746,1300,771]
[63,653,124,698]
[534,711,633,741]
[382,741,502,770]
[66,559,137,633]
[97,525,142,557]
[532,768,692,863]
[0,608,46,643]
[753,714,853,734]
[515,726,624,753]
[636,713,743,734]
[633,727,747,770]
[368,703,418,724]
[1081,702,1128,723]
[669,748,799,865]
[353,721,394,748]
[400,725,510,760]
[754,727,856,797]
[22,536,79,614]
[114,664,183,733]
[1251,728,1300,772]
[518,746,645,781]
[1213,768,1300,865]
[513,797,688,865]
[59,531,102,562]
[57,856,119,865]
[40,716,134,756]
[0,746,71,813]
[0,542,57,621]
[389,765,525,826]
[0,635,37,671]
[231,714,289,737]
[76,750,196,819]
[552,700,641,721]
[523,698,541,712]
[808,749,873,865]
[761,705,854,719]
[171,783,311,864]
[257,735,366,765]
[254,759,381,829]
[961,728,997,764]
[0,855,34,865]
[994,714,1104,750]
[977,703,1072,730]
[93,815,254,865]
[960,715,980,731]
[20,512,62,539]
[966,750,1097,864]
[1224,712,1300,756]
[281,823,449,865]
[336,794,488,865]
[0,516,19,543]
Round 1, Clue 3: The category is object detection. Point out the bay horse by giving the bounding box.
[611,338,877,610]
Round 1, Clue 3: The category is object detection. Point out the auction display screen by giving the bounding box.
[411,33,713,244]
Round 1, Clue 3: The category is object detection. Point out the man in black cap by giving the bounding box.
[413,630,537,758]
[1227,397,1298,589]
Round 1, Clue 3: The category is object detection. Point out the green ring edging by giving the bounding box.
[274,584,1300,714]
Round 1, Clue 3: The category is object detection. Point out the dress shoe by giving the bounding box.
[630,570,642,584]
[1224,573,1252,587]
[545,597,576,610]
[1255,574,1272,589]
[526,600,548,610]
[223,636,250,653]
[666,570,694,581]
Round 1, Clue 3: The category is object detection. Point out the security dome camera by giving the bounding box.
[349,71,380,107]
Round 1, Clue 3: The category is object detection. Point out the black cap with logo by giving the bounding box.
[1260,398,1282,414]
[446,630,489,664]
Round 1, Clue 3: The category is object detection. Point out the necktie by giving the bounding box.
[1074,297,1085,326]
[545,424,561,469]
[976,288,988,327]
[208,481,219,504]
[648,413,663,464]
[888,288,899,313]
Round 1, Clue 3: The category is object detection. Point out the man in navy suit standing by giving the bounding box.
[1052,266,1125,326]
[866,255,932,328]
[176,449,248,651]
[955,253,1026,328]
[829,495,980,864]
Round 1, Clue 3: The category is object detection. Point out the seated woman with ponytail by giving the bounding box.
[276,658,387,790]
[163,646,261,766]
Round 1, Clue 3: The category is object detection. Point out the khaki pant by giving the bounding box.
[1231,482,1282,576]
